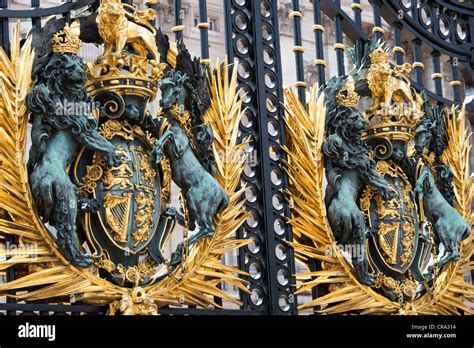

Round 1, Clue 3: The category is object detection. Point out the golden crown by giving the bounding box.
[362,45,422,142]
[85,1,166,101]
[369,47,390,65]
[362,102,423,142]
[52,21,81,54]
[336,77,360,108]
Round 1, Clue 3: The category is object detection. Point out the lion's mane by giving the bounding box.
[27,53,99,172]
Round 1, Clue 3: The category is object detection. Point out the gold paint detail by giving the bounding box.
[0,31,254,312]
[312,24,324,32]
[372,26,385,35]
[108,287,158,315]
[289,11,303,18]
[104,192,133,243]
[52,21,81,54]
[412,62,425,69]
[313,59,326,67]
[364,47,422,142]
[336,77,360,108]
[97,0,159,59]
[351,3,364,11]
[102,146,134,190]
[292,46,305,52]
[392,46,405,55]
[378,222,400,264]
[197,22,210,29]
[132,191,155,246]
[172,25,186,32]
[283,68,473,314]
[374,274,417,301]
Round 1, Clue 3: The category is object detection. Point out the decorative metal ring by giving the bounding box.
[393,46,405,55]
[431,72,443,80]
[334,43,345,50]
[313,59,326,67]
[289,11,302,18]
[412,62,425,69]
[372,26,385,35]
[292,46,305,52]
[312,24,324,32]
[418,3,434,29]
[437,13,451,40]
[449,80,462,86]
[454,18,468,42]
[197,22,209,29]
[172,25,185,32]
[351,3,363,11]
[399,0,413,11]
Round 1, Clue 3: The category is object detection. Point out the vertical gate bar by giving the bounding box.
[429,2,437,36]
[351,1,363,30]
[411,0,418,22]
[224,0,250,311]
[253,0,296,315]
[412,39,424,86]
[223,0,234,64]
[31,0,41,28]
[450,62,462,103]
[273,0,297,315]
[0,0,9,56]
[431,50,443,97]
[393,22,404,65]
[311,0,325,87]
[333,0,344,76]
[173,0,184,41]
[447,10,456,45]
[308,0,326,310]
[290,0,306,104]
[370,0,384,40]
[224,0,296,315]
[198,0,210,61]
[63,0,72,23]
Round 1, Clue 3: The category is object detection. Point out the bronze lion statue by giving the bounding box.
[27,52,119,267]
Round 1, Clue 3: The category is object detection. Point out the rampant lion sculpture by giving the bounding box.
[324,102,392,286]
[323,39,394,286]
[27,52,119,267]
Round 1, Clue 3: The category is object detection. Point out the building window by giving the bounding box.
[194,17,219,32]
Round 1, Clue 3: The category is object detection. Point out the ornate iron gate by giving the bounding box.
[0,0,472,315]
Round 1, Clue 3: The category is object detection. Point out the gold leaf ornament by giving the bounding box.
[0,26,249,314]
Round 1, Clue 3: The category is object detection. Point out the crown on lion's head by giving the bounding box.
[51,21,81,54]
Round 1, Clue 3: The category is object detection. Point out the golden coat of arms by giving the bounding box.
[0,1,250,315]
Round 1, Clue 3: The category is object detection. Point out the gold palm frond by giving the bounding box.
[0,25,248,313]
[283,86,473,315]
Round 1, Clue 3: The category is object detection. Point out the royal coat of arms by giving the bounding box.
[284,39,472,314]
[0,1,249,314]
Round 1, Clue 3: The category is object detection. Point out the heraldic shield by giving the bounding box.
[72,117,171,265]
[359,161,421,274]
